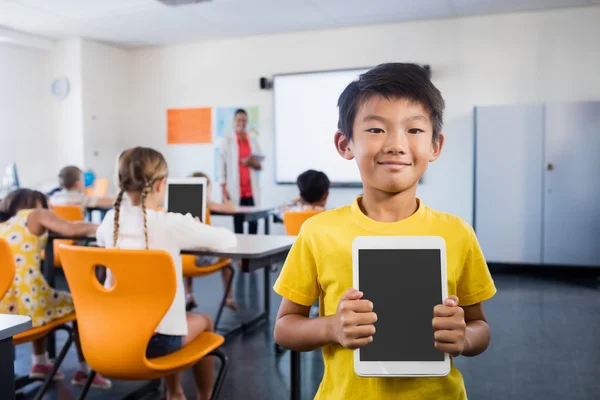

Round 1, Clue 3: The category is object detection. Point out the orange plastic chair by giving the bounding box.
[84,178,109,198]
[58,245,229,400]
[0,239,76,400]
[283,210,323,236]
[43,205,85,267]
[182,210,234,331]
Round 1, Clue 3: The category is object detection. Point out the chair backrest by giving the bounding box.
[0,239,16,298]
[52,205,85,221]
[87,178,109,198]
[283,210,323,236]
[58,245,177,377]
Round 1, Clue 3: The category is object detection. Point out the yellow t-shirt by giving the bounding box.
[273,197,496,400]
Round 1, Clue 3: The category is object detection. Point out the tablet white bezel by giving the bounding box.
[352,235,450,377]
[164,177,207,224]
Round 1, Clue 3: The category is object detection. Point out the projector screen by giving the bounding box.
[274,68,370,187]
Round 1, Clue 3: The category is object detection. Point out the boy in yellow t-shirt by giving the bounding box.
[273,63,496,400]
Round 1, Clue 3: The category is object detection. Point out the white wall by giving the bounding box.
[0,44,55,188]
[81,40,131,193]
[45,39,85,171]
[127,6,600,224]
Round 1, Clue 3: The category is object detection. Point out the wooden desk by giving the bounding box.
[0,315,31,400]
[212,206,277,234]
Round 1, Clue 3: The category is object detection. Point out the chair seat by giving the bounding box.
[182,256,232,277]
[101,332,225,380]
[13,313,76,345]
[146,331,225,373]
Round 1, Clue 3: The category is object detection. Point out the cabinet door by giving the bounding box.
[474,104,544,264]
[543,101,600,266]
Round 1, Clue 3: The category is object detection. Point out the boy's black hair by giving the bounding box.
[235,108,247,117]
[337,63,444,142]
[0,189,49,222]
[58,165,83,190]
[297,170,330,204]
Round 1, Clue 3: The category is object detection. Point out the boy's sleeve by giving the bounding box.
[456,225,497,306]
[273,227,319,307]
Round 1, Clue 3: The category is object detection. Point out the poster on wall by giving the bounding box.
[215,106,259,138]
[167,107,212,144]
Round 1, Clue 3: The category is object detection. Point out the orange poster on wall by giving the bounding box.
[167,107,212,144]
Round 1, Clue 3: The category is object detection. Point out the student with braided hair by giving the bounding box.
[96,147,237,400]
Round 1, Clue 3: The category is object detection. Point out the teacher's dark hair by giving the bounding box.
[234,109,247,117]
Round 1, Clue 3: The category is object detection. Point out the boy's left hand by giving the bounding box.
[432,295,466,357]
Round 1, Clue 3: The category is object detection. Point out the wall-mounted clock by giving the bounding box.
[51,76,70,100]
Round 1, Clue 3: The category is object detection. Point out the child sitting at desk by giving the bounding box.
[50,166,114,211]
[185,172,237,311]
[0,189,112,389]
[274,169,330,222]
[97,148,237,400]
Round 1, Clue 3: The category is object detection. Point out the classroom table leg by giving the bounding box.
[291,350,301,400]
[43,239,57,359]
[43,239,55,287]
[264,266,270,316]
[0,337,16,400]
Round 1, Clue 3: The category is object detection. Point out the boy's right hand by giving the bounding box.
[330,288,377,349]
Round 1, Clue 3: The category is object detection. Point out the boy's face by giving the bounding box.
[335,96,443,195]
[234,113,248,134]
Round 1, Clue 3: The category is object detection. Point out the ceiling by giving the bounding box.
[0,0,598,48]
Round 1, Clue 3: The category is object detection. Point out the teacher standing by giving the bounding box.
[218,108,263,234]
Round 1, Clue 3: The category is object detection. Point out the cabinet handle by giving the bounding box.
[546,163,554,171]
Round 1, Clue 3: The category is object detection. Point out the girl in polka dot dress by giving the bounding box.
[0,189,112,389]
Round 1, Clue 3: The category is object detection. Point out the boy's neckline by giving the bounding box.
[350,196,426,233]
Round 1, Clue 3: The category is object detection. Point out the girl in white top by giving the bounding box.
[96,147,237,400]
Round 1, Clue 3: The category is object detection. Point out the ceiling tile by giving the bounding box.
[451,0,589,16]
[12,0,152,19]
[310,0,456,24]
[0,0,595,47]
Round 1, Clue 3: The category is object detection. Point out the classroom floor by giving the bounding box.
[15,265,600,400]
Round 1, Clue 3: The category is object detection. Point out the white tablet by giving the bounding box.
[164,177,207,223]
[352,236,450,377]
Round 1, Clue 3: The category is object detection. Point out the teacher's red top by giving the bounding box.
[237,133,253,199]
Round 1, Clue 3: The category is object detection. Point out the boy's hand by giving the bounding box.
[330,288,377,349]
[433,295,466,357]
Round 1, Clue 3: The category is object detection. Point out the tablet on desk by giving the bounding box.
[352,236,450,377]
[164,177,207,224]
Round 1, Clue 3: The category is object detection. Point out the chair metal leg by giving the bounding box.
[209,349,229,400]
[76,370,96,400]
[33,325,75,400]
[214,264,235,331]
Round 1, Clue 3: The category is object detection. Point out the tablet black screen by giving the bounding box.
[167,183,205,223]
[358,249,444,362]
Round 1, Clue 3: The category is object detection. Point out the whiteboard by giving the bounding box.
[273,68,369,187]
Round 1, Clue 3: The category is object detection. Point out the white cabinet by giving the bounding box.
[474,101,600,267]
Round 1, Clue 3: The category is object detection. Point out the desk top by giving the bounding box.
[182,234,295,258]
[85,205,279,217]
[0,314,32,341]
[48,233,296,259]
[211,205,278,217]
